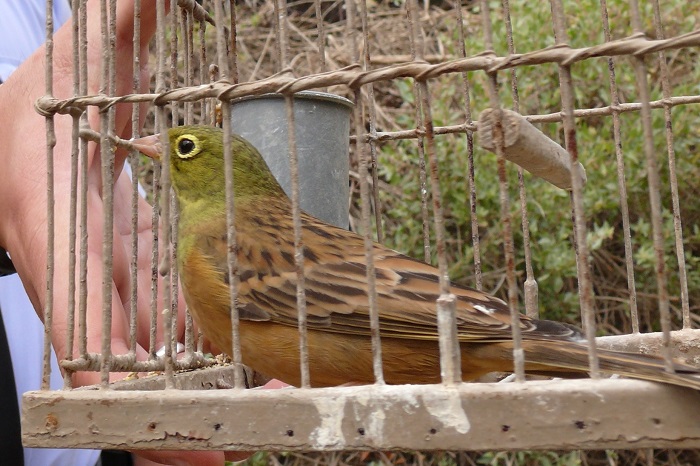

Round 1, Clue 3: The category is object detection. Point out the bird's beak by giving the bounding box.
[130,134,162,160]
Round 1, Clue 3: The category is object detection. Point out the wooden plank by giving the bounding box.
[596,330,700,366]
[22,379,700,451]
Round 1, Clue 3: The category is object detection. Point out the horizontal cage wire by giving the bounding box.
[17,0,700,459]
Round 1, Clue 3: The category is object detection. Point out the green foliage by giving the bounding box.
[376,0,700,330]
[231,451,269,466]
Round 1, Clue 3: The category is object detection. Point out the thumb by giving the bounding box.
[132,450,227,466]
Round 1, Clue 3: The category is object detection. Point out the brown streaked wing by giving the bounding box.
[233,206,534,341]
[197,202,573,343]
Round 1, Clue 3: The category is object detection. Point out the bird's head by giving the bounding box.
[132,125,286,203]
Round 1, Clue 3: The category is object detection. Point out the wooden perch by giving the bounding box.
[478,108,587,190]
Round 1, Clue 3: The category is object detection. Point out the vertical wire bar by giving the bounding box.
[108,0,119,373]
[214,0,230,80]
[358,0,383,242]
[227,0,240,372]
[417,105,432,263]
[408,0,460,384]
[128,0,143,360]
[229,0,239,84]
[599,0,640,333]
[149,0,162,362]
[155,0,176,387]
[214,0,245,389]
[346,0,384,384]
[651,0,691,330]
[479,0,525,381]
[353,88,385,385]
[98,0,116,388]
[168,8,182,362]
[64,0,82,390]
[170,190,180,360]
[186,9,195,122]
[149,163,162,360]
[159,126,174,386]
[628,0,673,370]
[182,8,196,360]
[453,0,482,290]
[171,6,180,124]
[549,0,600,377]
[404,3,431,263]
[149,0,166,361]
[502,0,538,318]
[108,2,118,173]
[42,0,56,391]
[199,19,207,124]
[194,16,206,355]
[279,0,314,387]
[273,0,289,71]
[314,0,327,73]
[194,13,204,352]
[221,102,244,388]
[345,0,358,70]
[182,9,192,125]
[285,96,311,388]
[209,65,219,124]
[78,0,90,361]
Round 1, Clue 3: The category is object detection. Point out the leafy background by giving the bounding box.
[163,0,700,464]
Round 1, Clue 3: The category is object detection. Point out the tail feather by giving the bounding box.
[522,340,700,390]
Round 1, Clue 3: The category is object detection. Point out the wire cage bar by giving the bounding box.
[18,0,700,454]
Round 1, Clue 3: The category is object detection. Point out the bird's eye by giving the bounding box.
[178,138,195,155]
[174,134,202,159]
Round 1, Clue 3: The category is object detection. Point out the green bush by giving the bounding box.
[375,0,700,332]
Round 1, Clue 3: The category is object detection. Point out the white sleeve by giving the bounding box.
[0,275,101,466]
[0,0,73,81]
[0,1,101,465]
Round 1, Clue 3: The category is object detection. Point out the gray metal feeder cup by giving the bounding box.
[230,91,353,229]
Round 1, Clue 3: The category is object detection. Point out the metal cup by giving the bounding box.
[230,91,353,229]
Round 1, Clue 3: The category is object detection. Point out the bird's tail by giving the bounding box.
[520,340,700,390]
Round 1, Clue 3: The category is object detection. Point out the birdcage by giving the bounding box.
[18,0,700,461]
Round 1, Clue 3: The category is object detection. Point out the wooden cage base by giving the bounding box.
[22,330,700,451]
[22,375,700,451]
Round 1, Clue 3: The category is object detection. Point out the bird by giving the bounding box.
[132,125,700,389]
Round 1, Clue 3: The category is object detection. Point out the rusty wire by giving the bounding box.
[128,0,142,366]
[214,0,247,390]
[39,0,699,394]
[97,0,116,388]
[77,0,89,366]
[407,0,463,384]
[35,31,700,118]
[453,0,481,290]
[599,0,640,335]
[481,0,526,382]
[405,0,432,265]
[629,0,674,372]
[63,0,81,391]
[501,0,538,320]
[651,1,691,331]
[42,0,56,392]
[550,0,601,377]
[349,0,385,385]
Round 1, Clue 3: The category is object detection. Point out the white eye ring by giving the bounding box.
[175,134,202,159]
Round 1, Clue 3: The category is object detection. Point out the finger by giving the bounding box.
[133,450,225,466]
[226,451,256,462]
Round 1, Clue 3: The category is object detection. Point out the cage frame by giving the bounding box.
[16,0,700,455]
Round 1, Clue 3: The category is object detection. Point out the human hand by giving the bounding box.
[0,0,174,385]
[0,1,237,464]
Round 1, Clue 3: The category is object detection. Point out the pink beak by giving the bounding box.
[130,134,162,160]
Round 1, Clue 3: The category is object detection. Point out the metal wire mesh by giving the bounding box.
[21,0,700,454]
